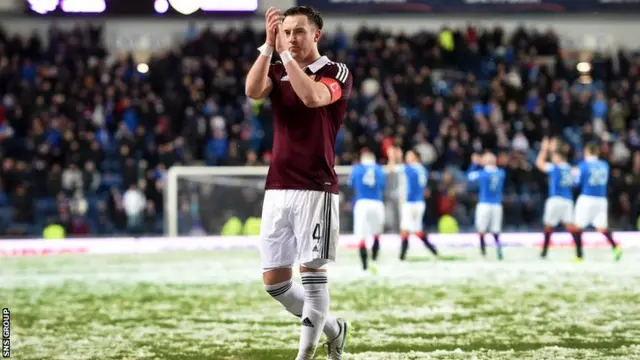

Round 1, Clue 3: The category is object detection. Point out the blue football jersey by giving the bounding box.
[467,165,505,204]
[398,164,428,203]
[576,159,609,198]
[546,163,574,200]
[349,163,386,202]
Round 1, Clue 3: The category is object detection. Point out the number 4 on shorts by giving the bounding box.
[312,223,321,253]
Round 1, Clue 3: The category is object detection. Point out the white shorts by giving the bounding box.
[400,201,425,233]
[475,203,503,234]
[353,199,385,239]
[574,195,608,230]
[259,189,340,271]
[543,197,574,227]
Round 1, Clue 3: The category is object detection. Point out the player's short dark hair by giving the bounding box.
[283,6,323,30]
[584,142,600,156]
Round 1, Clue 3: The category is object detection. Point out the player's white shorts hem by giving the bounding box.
[543,197,574,227]
[259,189,339,271]
[353,199,385,239]
[573,195,608,230]
[400,201,426,233]
[475,203,503,234]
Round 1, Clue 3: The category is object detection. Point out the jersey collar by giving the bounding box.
[305,56,331,74]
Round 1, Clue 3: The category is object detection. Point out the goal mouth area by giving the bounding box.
[164,166,354,237]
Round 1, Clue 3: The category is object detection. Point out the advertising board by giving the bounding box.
[0,232,637,257]
[25,0,258,16]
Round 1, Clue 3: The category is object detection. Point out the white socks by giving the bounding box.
[264,273,340,359]
[297,272,329,360]
[265,280,304,317]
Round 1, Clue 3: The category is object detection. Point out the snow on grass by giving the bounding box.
[346,346,640,360]
[5,247,640,359]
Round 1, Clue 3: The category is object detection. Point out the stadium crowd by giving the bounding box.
[0,21,639,237]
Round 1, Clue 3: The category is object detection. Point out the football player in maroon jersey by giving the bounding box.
[245,6,352,360]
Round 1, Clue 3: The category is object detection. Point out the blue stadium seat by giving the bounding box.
[0,207,12,226]
[0,192,9,207]
[102,174,123,190]
[35,198,57,220]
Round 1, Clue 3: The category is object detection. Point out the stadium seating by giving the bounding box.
[0,23,639,237]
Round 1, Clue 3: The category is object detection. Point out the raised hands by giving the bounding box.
[549,137,558,152]
[540,137,550,152]
[274,18,288,54]
[265,8,282,47]
[471,153,481,165]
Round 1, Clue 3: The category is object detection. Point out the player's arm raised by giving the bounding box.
[245,8,280,99]
[467,153,482,182]
[245,52,273,99]
[284,60,339,108]
[535,137,551,173]
[274,24,349,108]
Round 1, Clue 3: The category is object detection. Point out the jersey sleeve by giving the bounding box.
[544,163,554,172]
[467,164,482,182]
[318,62,353,103]
[467,171,482,182]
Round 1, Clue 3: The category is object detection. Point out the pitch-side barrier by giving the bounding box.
[0,232,638,257]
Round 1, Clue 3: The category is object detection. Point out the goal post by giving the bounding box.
[164,165,356,237]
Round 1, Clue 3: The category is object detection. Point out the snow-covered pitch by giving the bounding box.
[5,246,640,359]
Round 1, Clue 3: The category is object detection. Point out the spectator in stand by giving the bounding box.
[13,183,34,224]
[0,21,638,237]
[123,183,146,234]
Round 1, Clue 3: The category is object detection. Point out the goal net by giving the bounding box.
[164,165,401,237]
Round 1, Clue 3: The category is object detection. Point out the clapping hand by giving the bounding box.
[549,137,558,152]
[274,19,288,54]
[540,137,550,152]
[265,8,281,47]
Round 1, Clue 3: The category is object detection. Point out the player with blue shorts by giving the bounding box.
[349,151,386,272]
[535,137,575,259]
[467,151,506,260]
[572,142,622,262]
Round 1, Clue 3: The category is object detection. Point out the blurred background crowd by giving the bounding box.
[1,16,640,238]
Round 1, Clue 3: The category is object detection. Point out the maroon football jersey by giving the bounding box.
[265,56,352,194]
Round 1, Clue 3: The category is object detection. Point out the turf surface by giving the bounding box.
[4,246,640,359]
